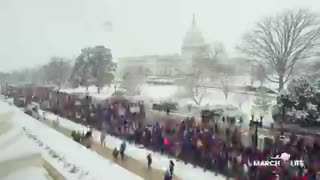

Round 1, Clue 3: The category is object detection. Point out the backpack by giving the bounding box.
[113,149,119,158]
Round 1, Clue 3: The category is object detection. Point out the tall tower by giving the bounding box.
[181,14,206,70]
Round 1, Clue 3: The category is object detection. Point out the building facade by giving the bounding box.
[116,15,208,79]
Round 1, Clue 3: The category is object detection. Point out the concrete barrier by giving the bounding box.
[43,160,66,180]
[0,153,43,178]
[0,112,14,136]
[0,109,65,180]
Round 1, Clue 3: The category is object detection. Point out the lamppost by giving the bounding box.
[250,114,263,148]
[114,85,117,94]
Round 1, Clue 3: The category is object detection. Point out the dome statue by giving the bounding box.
[182,14,205,49]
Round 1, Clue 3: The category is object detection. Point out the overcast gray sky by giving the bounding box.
[0,0,319,71]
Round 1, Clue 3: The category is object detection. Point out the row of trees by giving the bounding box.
[0,57,73,86]
[2,9,320,99]
[181,43,236,105]
[183,9,320,105]
[0,45,116,93]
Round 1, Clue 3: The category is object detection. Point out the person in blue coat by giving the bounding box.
[164,160,175,180]
[164,169,172,180]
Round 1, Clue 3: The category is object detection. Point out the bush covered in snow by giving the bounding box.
[274,76,320,125]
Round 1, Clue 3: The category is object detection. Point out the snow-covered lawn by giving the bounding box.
[0,100,143,180]
[40,110,226,180]
[60,83,276,126]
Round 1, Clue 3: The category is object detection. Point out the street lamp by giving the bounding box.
[114,85,117,94]
[250,114,263,148]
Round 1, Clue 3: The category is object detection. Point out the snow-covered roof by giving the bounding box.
[0,101,143,180]
[3,167,51,180]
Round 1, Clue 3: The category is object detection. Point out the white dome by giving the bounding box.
[182,15,205,48]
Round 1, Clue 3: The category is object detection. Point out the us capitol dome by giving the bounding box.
[117,14,208,77]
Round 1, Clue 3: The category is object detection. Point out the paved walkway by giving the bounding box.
[40,119,180,180]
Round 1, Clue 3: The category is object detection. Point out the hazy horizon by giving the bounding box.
[1,0,319,72]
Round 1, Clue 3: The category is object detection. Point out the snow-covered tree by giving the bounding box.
[121,66,148,95]
[239,9,320,91]
[275,76,320,124]
[89,46,116,93]
[70,49,94,90]
[287,76,315,110]
[43,57,72,88]
[70,46,116,92]
[254,87,272,114]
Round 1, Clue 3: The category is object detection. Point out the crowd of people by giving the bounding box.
[94,100,320,180]
[37,92,320,180]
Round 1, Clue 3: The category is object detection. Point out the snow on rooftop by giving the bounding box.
[0,100,143,180]
[0,126,40,163]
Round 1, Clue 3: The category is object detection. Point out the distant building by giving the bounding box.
[116,15,208,79]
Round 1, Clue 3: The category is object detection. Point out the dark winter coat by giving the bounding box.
[147,154,152,166]
[120,142,126,153]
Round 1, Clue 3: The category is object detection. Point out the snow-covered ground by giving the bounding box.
[60,85,116,103]
[61,83,276,126]
[0,100,143,180]
[40,110,226,180]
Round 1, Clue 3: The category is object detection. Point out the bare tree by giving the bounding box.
[44,57,72,88]
[121,65,148,95]
[220,74,231,100]
[233,91,249,110]
[250,64,266,86]
[207,43,226,61]
[185,70,207,105]
[181,43,225,105]
[239,9,320,91]
[215,63,235,101]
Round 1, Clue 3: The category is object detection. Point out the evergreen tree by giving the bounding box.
[287,76,315,110]
[89,46,116,93]
[275,76,320,124]
[254,87,272,114]
[70,46,116,92]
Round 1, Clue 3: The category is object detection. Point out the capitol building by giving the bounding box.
[116,15,210,78]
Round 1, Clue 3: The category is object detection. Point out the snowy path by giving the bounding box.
[40,118,176,180]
